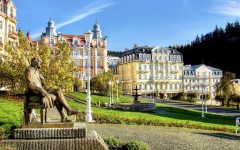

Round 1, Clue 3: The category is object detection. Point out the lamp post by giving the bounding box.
[109,81,112,106]
[85,30,93,122]
[116,80,119,100]
[201,83,205,118]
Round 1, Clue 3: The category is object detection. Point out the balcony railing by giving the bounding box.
[8,32,18,39]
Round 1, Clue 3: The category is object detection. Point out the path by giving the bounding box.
[87,123,240,150]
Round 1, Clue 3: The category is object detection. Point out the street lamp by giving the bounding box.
[116,80,119,100]
[85,30,93,122]
[108,81,113,106]
[201,83,205,118]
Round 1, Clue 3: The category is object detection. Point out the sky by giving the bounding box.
[14,0,240,51]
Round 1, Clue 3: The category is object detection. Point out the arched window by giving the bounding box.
[139,53,142,60]
[74,40,78,45]
[10,6,13,16]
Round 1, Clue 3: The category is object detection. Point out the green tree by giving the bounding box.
[91,71,123,97]
[229,94,240,110]
[215,94,225,106]
[216,72,235,107]
[0,30,78,94]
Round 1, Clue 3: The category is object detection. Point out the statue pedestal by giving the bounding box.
[1,123,108,150]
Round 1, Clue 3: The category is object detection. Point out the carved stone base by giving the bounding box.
[1,123,108,150]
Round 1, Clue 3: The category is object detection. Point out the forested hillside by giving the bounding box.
[174,21,240,77]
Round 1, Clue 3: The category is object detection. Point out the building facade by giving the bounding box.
[183,64,222,100]
[111,45,184,99]
[232,79,240,95]
[0,0,17,56]
[41,19,108,85]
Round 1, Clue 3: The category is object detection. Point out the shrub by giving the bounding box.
[171,92,186,100]
[187,92,197,98]
[104,137,122,150]
[122,141,150,150]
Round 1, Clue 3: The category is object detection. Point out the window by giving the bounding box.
[144,74,147,79]
[85,50,89,56]
[0,21,2,29]
[76,60,81,66]
[139,74,141,80]
[12,26,14,33]
[74,40,78,45]
[97,60,101,67]
[97,51,102,56]
[144,65,147,70]
[50,49,54,56]
[139,54,142,60]
[139,64,142,70]
[51,39,54,45]
[8,25,11,33]
[10,6,13,16]
[159,56,162,61]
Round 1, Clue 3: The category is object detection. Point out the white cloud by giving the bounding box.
[208,0,240,17]
[31,1,115,39]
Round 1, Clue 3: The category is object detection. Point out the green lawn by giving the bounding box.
[67,95,236,132]
[0,98,23,137]
[69,92,138,104]
[0,93,237,137]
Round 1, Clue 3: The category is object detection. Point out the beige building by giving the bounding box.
[0,0,18,56]
[41,19,108,86]
[111,45,184,99]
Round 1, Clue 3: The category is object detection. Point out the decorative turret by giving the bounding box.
[45,17,57,37]
[92,21,102,39]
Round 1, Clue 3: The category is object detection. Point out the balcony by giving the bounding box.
[8,14,17,22]
[8,32,18,39]
[170,70,178,74]
[0,42,3,50]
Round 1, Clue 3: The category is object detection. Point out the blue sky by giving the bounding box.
[14,0,240,51]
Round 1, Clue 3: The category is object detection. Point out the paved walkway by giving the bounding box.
[87,123,240,150]
[145,98,240,117]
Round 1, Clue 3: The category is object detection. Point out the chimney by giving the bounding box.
[134,44,138,48]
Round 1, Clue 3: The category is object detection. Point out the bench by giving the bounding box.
[24,93,47,125]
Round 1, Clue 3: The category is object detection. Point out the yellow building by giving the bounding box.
[41,19,108,87]
[111,45,184,99]
[0,0,18,56]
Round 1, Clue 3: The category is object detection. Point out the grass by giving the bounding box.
[0,97,23,137]
[0,92,237,137]
[67,94,236,132]
[69,92,138,104]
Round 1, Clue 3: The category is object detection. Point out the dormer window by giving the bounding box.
[74,39,78,45]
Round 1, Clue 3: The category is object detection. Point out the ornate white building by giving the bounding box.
[184,64,222,100]
[41,19,108,86]
[0,0,18,56]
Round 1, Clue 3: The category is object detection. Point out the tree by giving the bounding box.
[0,30,78,94]
[229,94,240,110]
[90,71,123,97]
[215,94,225,106]
[216,71,235,107]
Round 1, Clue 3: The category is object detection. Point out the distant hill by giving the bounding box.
[173,20,240,77]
